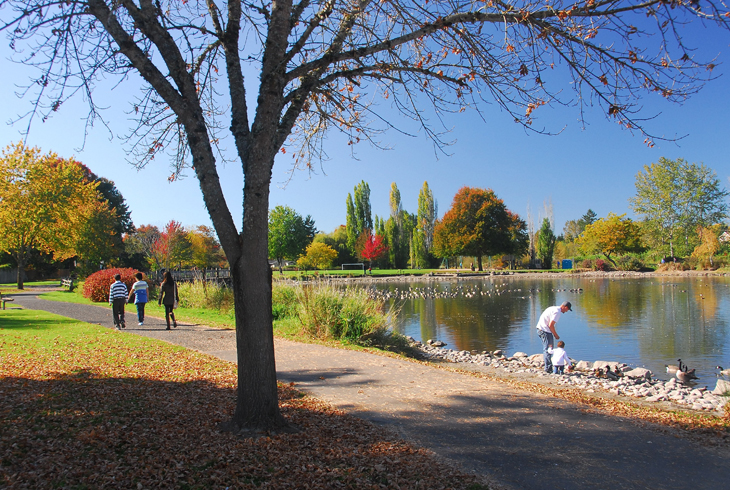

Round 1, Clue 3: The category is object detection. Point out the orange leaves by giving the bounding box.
[628,51,638,64]
[608,105,620,117]
[599,74,609,86]
[644,138,655,148]
[505,44,515,53]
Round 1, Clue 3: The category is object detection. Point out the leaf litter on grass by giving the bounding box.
[1,328,490,489]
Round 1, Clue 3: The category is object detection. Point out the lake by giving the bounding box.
[362,274,730,386]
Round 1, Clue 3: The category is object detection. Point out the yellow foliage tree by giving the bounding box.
[691,225,724,269]
[577,213,643,266]
[0,142,101,288]
[297,242,338,270]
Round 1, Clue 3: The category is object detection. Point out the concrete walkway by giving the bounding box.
[7,291,730,490]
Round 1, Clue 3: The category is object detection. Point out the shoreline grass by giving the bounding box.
[0,309,488,489]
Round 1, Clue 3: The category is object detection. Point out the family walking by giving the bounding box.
[536,301,573,374]
[107,271,179,331]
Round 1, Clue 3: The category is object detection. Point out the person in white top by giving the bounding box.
[551,341,571,374]
[535,301,572,373]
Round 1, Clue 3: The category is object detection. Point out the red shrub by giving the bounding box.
[83,268,141,303]
[594,259,610,272]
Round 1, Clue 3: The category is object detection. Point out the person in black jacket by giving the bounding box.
[158,271,179,330]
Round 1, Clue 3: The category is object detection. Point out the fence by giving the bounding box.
[154,268,232,284]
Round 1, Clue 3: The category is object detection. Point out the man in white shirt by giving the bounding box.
[536,301,572,373]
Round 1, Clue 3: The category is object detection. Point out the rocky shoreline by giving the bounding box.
[411,338,730,414]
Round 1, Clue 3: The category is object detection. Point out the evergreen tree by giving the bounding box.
[536,218,556,269]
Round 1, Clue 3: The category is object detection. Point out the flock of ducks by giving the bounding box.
[663,360,730,383]
[369,285,584,301]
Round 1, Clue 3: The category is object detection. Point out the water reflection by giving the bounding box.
[363,276,730,385]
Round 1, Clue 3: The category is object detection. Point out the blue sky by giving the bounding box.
[1,25,729,238]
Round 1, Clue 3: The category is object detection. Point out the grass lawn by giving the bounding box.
[0,308,488,489]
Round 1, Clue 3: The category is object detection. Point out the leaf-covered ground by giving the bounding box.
[1,311,488,489]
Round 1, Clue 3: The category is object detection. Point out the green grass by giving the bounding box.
[0,308,163,354]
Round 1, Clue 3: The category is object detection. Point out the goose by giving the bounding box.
[676,360,698,383]
[716,366,730,377]
[665,359,681,375]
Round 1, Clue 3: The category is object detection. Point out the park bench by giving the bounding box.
[60,278,75,291]
[1,293,14,310]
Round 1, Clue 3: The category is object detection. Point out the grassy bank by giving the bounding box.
[0,309,488,489]
[37,281,413,354]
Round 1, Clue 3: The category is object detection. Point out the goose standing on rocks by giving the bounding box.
[716,366,730,377]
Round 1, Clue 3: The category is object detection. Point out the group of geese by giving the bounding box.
[369,285,583,301]
[664,360,730,383]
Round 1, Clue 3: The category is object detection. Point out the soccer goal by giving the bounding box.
[341,263,365,273]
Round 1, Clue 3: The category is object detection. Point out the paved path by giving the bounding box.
[7,291,730,490]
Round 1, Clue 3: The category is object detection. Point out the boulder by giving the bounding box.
[492,349,503,356]
[428,340,447,347]
[624,368,652,380]
[528,354,544,363]
[513,351,528,358]
[574,360,592,372]
[713,379,730,395]
[593,360,620,371]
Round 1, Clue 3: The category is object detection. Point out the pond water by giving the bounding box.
[362,275,730,386]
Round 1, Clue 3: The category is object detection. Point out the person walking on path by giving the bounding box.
[109,273,128,330]
[128,272,149,326]
[536,301,571,373]
[550,340,571,374]
[158,271,179,330]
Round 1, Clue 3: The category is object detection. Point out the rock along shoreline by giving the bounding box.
[412,338,730,414]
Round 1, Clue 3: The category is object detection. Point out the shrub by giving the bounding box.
[272,283,298,320]
[581,259,593,269]
[594,259,610,272]
[82,268,141,302]
[177,280,234,311]
[295,284,391,342]
[616,255,644,272]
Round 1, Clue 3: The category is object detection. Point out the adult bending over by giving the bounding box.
[158,271,179,330]
[536,301,572,373]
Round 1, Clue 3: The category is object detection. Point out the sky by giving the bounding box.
[1,21,729,239]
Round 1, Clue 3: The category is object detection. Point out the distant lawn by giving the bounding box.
[0,279,62,294]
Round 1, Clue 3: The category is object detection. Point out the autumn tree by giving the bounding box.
[691,225,725,268]
[297,242,338,270]
[0,143,101,288]
[630,158,729,258]
[188,225,227,269]
[312,226,353,266]
[5,0,730,431]
[433,187,527,271]
[358,231,388,269]
[577,213,643,266]
[124,225,163,270]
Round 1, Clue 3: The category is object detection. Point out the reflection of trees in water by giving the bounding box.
[377,276,730,372]
[636,278,729,361]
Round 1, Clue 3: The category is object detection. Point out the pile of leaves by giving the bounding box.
[82,267,141,302]
[0,320,488,489]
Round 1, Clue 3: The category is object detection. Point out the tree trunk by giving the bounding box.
[226,154,287,433]
[477,255,483,271]
[15,250,25,290]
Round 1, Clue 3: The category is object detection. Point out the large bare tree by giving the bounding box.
[2,0,728,431]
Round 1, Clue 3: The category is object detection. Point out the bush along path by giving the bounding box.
[8,291,730,490]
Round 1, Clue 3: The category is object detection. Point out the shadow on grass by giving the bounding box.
[0,370,486,490]
[0,313,81,331]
